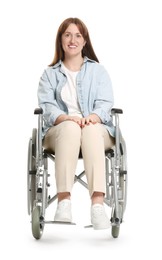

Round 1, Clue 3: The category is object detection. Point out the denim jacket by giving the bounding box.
[38,57,115,137]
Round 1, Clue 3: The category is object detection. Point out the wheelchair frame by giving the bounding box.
[27,108,127,239]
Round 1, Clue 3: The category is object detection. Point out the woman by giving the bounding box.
[38,17,115,230]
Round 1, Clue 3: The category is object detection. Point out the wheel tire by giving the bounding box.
[31,128,37,158]
[120,138,128,214]
[27,129,37,214]
[32,206,44,240]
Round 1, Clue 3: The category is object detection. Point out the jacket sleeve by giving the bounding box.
[92,67,114,124]
[37,69,66,126]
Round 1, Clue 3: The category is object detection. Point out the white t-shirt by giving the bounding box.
[61,64,82,118]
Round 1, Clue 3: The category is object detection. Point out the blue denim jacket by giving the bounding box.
[38,57,115,137]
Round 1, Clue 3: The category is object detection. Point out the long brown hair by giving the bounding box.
[49,17,99,66]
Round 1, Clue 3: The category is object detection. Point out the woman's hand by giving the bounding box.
[80,114,101,128]
[54,115,82,126]
[69,114,101,128]
[54,114,101,128]
[68,116,83,126]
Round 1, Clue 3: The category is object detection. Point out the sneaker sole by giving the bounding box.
[54,217,72,223]
[92,223,111,230]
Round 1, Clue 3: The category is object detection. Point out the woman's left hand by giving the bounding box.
[81,114,101,128]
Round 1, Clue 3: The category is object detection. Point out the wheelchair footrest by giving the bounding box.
[43,220,76,225]
[84,223,113,228]
[84,224,93,228]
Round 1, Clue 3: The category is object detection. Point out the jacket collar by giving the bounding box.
[51,56,96,69]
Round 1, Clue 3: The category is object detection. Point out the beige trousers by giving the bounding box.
[43,121,114,197]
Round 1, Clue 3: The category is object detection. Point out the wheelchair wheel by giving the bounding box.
[32,206,44,239]
[119,138,127,219]
[27,128,37,215]
[112,138,127,238]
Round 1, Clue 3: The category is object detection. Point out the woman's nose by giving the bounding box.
[70,34,75,42]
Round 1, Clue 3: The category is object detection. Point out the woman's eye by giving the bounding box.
[63,33,82,38]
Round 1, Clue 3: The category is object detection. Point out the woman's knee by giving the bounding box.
[43,121,81,150]
[60,121,81,138]
[81,123,114,150]
[82,123,101,138]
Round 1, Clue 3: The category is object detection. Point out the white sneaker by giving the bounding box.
[54,199,72,222]
[91,204,111,230]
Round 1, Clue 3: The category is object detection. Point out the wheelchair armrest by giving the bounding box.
[33,107,123,115]
[111,108,123,114]
[34,107,43,115]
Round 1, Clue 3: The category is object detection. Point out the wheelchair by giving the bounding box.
[27,108,127,239]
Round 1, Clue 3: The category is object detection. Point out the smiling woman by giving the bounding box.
[49,17,99,66]
[37,17,115,230]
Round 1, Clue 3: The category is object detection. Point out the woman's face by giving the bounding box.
[61,23,86,58]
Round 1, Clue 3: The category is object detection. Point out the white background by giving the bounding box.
[0,0,162,259]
